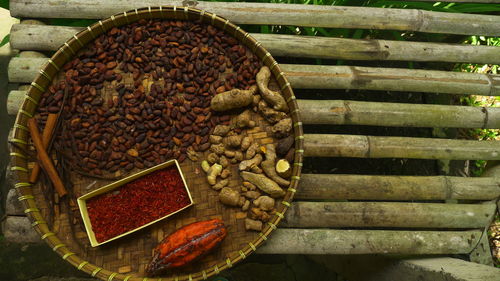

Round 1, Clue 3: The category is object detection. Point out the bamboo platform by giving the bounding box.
[4,0,500,280]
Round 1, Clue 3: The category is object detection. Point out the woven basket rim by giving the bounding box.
[9,6,304,281]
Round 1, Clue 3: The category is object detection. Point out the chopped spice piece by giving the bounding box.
[86,166,190,243]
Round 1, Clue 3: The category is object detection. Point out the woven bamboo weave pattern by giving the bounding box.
[9,6,303,281]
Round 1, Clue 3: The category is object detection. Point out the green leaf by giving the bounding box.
[0,0,8,9]
[0,34,9,48]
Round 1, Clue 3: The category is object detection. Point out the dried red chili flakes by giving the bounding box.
[86,166,190,243]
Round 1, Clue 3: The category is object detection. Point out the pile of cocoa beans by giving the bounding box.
[36,19,262,175]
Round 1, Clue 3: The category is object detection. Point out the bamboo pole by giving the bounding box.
[10,24,500,64]
[297,100,500,129]
[9,0,500,36]
[296,174,500,201]
[8,58,500,96]
[8,57,46,83]
[282,64,500,96]
[7,90,24,115]
[283,202,496,228]
[9,91,500,129]
[304,134,500,160]
[257,229,482,255]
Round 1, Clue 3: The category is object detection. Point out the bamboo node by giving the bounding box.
[10,152,27,159]
[108,272,118,281]
[91,267,102,277]
[30,81,45,93]
[77,261,89,270]
[11,166,28,172]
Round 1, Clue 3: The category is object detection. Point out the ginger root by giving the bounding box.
[207,163,223,185]
[201,160,210,173]
[244,191,261,200]
[240,171,285,198]
[207,153,219,164]
[271,117,292,138]
[234,151,244,161]
[209,135,223,144]
[219,187,240,206]
[224,150,236,158]
[224,135,242,148]
[241,136,252,151]
[253,196,275,211]
[212,125,231,136]
[242,200,250,211]
[239,154,263,171]
[210,143,225,155]
[210,85,257,111]
[245,218,262,231]
[231,110,256,128]
[212,179,229,191]
[256,66,288,112]
[220,169,231,179]
[261,144,290,187]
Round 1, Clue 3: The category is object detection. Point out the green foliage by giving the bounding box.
[0,34,9,48]
[0,0,8,10]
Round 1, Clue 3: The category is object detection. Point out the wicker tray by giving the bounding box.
[9,6,303,281]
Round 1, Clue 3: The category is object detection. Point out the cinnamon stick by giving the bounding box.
[28,118,67,197]
[29,113,59,183]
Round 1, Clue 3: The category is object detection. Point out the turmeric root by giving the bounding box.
[210,85,257,111]
[256,66,288,112]
[240,171,285,198]
[271,118,292,138]
[231,110,256,128]
[249,207,271,222]
[258,100,287,124]
[207,164,223,185]
[276,159,292,178]
[239,154,263,171]
[245,142,260,159]
[261,144,290,187]
[243,181,256,191]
